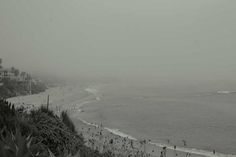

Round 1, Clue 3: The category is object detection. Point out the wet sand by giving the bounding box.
[71,114,207,157]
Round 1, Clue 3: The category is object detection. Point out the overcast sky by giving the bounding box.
[0,0,236,82]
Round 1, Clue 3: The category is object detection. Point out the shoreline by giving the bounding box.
[72,105,236,157]
[7,85,236,157]
[71,87,236,157]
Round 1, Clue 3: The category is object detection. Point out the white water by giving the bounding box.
[78,86,236,157]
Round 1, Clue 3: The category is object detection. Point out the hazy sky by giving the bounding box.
[1,0,236,82]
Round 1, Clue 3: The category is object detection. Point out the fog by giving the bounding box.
[1,0,236,84]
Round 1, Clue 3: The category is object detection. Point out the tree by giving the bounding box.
[11,67,20,77]
[26,74,31,81]
[11,67,15,73]
[20,72,26,77]
[14,69,20,77]
[0,58,2,69]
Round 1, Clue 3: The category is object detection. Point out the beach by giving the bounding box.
[7,84,236,157]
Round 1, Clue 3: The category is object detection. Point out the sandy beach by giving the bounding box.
[7,85,236,157]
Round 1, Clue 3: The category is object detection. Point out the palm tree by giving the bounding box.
[10,67,15,73]
[0,58,2,69]
[14,69,19,77]
[20,71,26,77]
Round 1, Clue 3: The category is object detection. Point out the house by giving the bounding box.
[0,68,16,81]
[0,59,30,82]
[0,68,29,82]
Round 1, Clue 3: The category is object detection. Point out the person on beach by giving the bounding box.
[175,152,178,156]
[182,140,187,146]
[213,150,216,154]
[174,146,178,156]
[162,146,167,157]
[167,139,170,144]
[160,151,164,157]
[130,140,134,149]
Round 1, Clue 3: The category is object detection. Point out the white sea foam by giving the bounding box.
[78,86,236,157]
[78,118,99,128]
[104,127,137,141]
[149,142,236,157]
[216,91,235,94]
[78,115,236,157]
[85,87,101,101]
[85,87,99,95]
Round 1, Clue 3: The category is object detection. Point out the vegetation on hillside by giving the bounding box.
[0,99,114,157]
[0,79,47,98]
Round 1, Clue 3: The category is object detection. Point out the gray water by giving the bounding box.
[79,82,236,154]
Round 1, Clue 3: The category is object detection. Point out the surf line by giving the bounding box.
[76,87,236,157]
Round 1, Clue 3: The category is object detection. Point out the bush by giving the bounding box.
[31,82,47,95]
[0,100,115,157]
[0,100,82,156]
[0,79,47,99]
[61,111,76,133]
[29,108,84,156]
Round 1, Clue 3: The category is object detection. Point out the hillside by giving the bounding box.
[0,99,113,157]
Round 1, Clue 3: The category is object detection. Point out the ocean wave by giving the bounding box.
[79,86,236,157]
[85,87,101,101]
[149,142,236,157]
[78,116,236,157]
[216,91,236,94]
[85,87,99,95]
[104,127,137,141]
[78,118,99,128]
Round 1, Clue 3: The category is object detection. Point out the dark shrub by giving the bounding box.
[61,111,76,133]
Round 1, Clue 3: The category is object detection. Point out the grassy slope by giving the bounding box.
[0,79,47,98]
[0,99,113,157]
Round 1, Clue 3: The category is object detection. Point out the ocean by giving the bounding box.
[77,82,236,155]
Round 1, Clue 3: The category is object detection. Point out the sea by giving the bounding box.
[76,81,236,155]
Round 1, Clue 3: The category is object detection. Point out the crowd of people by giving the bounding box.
[76,122,196,157]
